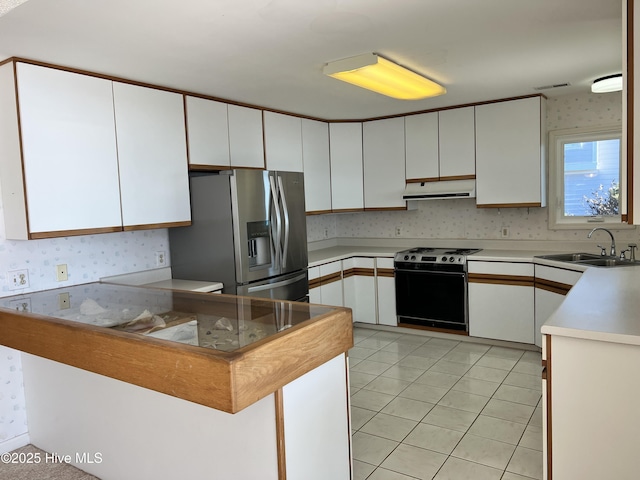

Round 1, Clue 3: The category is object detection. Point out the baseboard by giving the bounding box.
[0,433,30,454]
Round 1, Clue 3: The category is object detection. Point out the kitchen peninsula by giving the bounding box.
[0,283,353,480]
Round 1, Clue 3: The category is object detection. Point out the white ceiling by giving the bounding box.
[0,0,623,120]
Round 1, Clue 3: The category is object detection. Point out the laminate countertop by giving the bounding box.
[0,282,352,413]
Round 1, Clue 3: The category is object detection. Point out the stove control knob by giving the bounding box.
[449,256,455,262]
[410,255,416,261]
[404,255,410,261]
[441,256,447,262]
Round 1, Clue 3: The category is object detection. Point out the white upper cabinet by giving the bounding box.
[363,117,406,209]
[329,122,364,211]
[264,111,303,172]
[475,96,546,207]
[227,104,265,169]
[185,96,230,169]
[405,112,439,181]
[0,62,122,239]
[301,119,331,213]
[112,82,191,228]
[438,106,476,179]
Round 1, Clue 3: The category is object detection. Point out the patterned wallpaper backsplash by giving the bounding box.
[0,90,629,450]
[307,91,633,243]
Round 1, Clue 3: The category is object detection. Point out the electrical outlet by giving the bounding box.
[8,298,31,313]
[58,292,70,310]
[56,264,68,282]
[501,226,510,238]
[323,228,329,239]
[395,226,402,237]
[155,251,166,267]
[8,269,29,290]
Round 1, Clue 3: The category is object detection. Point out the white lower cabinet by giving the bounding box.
[308,261,343,307]
[375,257,397,326]
[534,265,582,347]
[468,261,535,344]
[343,257,376,324]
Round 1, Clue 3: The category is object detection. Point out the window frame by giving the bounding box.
[548,124,632,230]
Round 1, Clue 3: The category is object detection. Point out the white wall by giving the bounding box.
[307,91,635,244]
[0,196,170,449]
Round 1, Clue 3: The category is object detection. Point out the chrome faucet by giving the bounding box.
[587,227,616,257]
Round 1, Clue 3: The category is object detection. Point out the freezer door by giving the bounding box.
[237,271,309,302]
[274,171,309,275]
[231,170,280,284]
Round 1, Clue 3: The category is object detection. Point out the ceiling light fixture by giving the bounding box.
[323,53,446,100]
[591,74,623,93]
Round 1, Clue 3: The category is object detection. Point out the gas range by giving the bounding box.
[394,247,482,266]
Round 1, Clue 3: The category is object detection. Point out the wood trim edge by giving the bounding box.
[29,226,123,239]
[274,389,287,480]
[468,273,535,287]
[535,278,572,296]
[476,202,542,209]
[546,334,553,480]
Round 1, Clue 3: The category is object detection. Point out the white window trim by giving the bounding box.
[548,124,634,230]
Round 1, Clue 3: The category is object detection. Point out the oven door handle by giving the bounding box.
[394,268,466,276]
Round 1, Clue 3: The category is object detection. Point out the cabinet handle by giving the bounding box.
[541,366,547,380]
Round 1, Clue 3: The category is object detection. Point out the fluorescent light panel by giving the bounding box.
[323,53,446,100]
[591,74,622,93]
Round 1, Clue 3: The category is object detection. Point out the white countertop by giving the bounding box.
[142,279,224,293]
[309,242,640,346]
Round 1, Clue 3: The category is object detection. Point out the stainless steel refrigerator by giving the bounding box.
[169,170,309,301]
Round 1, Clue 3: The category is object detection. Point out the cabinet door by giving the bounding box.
[113,82,191,228]
[318,261,343,307]
[376,258,397,326]
[308,266,322,304]
[185,96,230,169]
[438,106,476,179]
[228,105,265,169]
[329,123,364,211]
[405,112,439,181]
[13,63,121,237]
[342,257,376,324]
[468,261,534,344]
[475,96,545,207]
[363,117,406,209]
[264,111,303,172]
[302,119,331,213]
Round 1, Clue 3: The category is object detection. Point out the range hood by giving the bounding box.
[403,179,476,200]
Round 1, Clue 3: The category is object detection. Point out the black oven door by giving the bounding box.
[395,267,467,331]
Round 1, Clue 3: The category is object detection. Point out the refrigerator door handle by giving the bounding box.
[246,272,307,293]
[277,175,290,270]
[269,175,282,268]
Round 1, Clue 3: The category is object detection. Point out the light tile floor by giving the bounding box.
[350,327,543,480]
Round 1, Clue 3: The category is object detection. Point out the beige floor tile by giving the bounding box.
[357,337,393,350]
[475,354,518,371]
[362,376,412,396]
[451,433,516,470]
[411,344,454,360]
[349,346,378,359]
[506,446,543,480]
[349,371,377,389]
[451,377,500,397]
[426,338,460,348]
[464,365,509,383]
[429,359,472,376]
[467,414,527,445]
[381,364,426,382]
[484,346,525,360]
[351,406,377,430]
[441,350,485,365]
[422,405,478,432]
[353,459,376,480]
[438,389,490,413]
[399,382,449,404]
[380,444,448,480]
[501,472,537,480]
[381,396,435,421]
[366,350,408,364]
[397,355,438,370]
[503,371,542,391]
[482,398,535,425]
[361,412,418,442]
[351,360,396,376]
[493,384,542,407]
[433,456,503,480]
[368,468,417,480]
[512,360,543,376]
[519,425,543,451]
[380,342,422,356]
[403,422,465,455]
[351,389,396,411]
[527,406,543,428]
[352,431,399,466]
[414,370,461,389]
[450,342,491,354]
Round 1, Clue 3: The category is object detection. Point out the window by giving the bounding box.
[549,126,626,229]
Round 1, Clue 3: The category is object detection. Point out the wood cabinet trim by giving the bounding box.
[476,202,542,209]
[406,177,439,183]
[123,221,191,231]
[331,208,365,214]
[364,207,407,212]
[535,278,573,296]
[309,271,342,287]
[546,334,553,480]
[342,267,375,278]
[274,389,287,480]
[29,226,123,239]
[439,174,476,181]
[306,209,333,216]
[376,268,395,278]
[468,273,534,287]
[0,303,353,414]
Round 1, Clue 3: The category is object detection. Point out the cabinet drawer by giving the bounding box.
[468,261,534,277]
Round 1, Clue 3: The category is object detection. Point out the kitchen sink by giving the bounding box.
[536,252,640,268]
[536,252,602,262]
